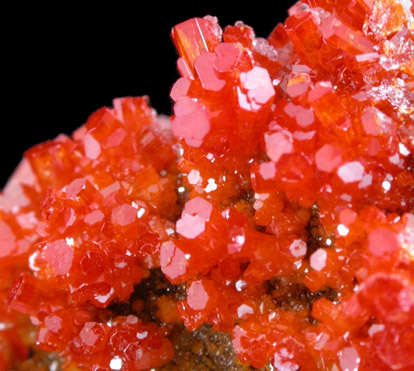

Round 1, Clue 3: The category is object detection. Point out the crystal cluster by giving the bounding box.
[1,0,414,370]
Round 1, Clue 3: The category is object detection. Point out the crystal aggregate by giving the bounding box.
[0,0,414,369]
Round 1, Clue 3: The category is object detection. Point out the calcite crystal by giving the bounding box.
[1,0,414,370]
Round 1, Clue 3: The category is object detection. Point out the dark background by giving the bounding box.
[2,1,296,188]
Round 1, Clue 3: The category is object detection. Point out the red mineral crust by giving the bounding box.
[1,1,414,370]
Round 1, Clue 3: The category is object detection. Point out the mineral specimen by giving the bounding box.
[1,0,414,370]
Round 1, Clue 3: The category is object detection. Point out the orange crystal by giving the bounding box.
[1,1,414,370]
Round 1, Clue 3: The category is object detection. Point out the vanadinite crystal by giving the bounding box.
[1,1,414,370]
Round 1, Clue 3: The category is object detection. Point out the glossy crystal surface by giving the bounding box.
[1,1,414,370]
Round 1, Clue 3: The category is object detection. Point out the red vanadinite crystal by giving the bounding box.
[1,1,414,370]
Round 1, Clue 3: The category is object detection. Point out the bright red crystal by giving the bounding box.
[1,1,414,370]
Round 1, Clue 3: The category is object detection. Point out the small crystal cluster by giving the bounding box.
[1,0,414,370]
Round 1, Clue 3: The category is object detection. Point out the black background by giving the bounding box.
[2,1,296,188]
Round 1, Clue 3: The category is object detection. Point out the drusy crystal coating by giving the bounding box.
[1,1,414,370]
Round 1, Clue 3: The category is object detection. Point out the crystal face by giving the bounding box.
[1,1,414,370]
